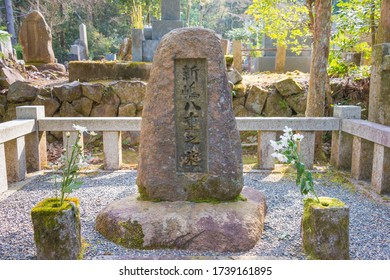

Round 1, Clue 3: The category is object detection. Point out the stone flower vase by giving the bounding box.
[301,197,349,260]
[31,197,82,260]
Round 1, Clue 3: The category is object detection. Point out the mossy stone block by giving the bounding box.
[302,197,349,260]
[31,197,82,260]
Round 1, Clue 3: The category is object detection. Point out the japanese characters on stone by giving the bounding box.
[175,58,208,173]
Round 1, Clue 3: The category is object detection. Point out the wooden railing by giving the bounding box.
[1,105,389,195]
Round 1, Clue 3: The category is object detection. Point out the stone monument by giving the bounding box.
[96,28,266,252]
[132,0,183,62]
[19,11,65,73]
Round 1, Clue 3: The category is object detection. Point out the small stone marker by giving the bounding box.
[137,28,243,201]
[18,11,55,64]
[79,23,89,58]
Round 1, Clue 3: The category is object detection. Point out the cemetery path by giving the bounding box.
[0,170,389,260]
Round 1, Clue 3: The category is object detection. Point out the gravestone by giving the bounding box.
[79,23,89,58]
[69,39,87,61]
[18,11,55,64]
[96,28,266,252]
[137,28,243,201]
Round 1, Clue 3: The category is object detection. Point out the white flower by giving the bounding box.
[280,135,289,148]
[65,131,71,137]
[293,133,304,142]
[270,140,283,151]
[283,126,292,135]
[73,124,88,133]
[90,131,97,136]
[271,152,288,163]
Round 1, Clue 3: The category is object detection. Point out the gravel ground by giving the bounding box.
[0,170,389,260]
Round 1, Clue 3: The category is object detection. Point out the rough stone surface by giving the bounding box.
[31,198,81,260]
[81,83,104,103]
[274,78,303,96]
[35,63,66,73]
[137,28,243,201]
[245,85,268,115]
[18,11,55,64]
[118,37,132,60]
[301,197,349,260]
[262,91,292,117]
[96,187,266,252]
[118,103,137,117]
[286,92,307,114]
[90,92,120,117]
[227,68,243,85]
[110,80,146,105]
[7,81,39,103]
[0,67,25,88]
[32,95,60,117]
[72,97,93,116]
[232,83,246,98]
[53,81,82,102]
[59,102,82,117]
[68,61,151,82]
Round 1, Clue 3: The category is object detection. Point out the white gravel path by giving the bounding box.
[0,170,389,260]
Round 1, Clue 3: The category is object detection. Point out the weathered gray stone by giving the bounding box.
[368,43,390,125]
[79,23,89,58]
[245,85,268,115]
[274,78,303,96]
[35,63,66,73]
[142,40,159,62]
[118,103,137,117]
[118,37,132,61]
[262,91,292,117]
[232,40,242,73]
[31,198,81,260]
[18,11,55,63]
[371,144,390,194]
[351,136,374,180]
[302,197,349,260]
[32,95,60,117]
[72,97,93,116]
[232,96,245,109]
[96,187,266,252]
[137,28,243,201]
[90,91,120,117]
[152,20,183,40]
[81,83,104,103]
[53,81,82,102]
[7,81,39,103]
[234,105,257,117]
[221,39,229,55]
[232,83,246,98]
[109,80,146,105]
[227,68,243,85]
[132,28,144,62]
[0,66,25,88]
[161,0,180,20]
[59,102,83,117]
[286,92,307,114]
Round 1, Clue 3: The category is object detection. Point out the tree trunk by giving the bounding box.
[376,0,390,44]
[305,0,332,162]
[275,44,286,73]
[186,0,191,27]
[4,0,16,45]
[370,0,376,46]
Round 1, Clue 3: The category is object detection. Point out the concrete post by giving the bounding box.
[298,131,315,169]
[103,131,122,170]
[16,106,47,172]
[371,144,390,194]
[351,136,374,180]
[132,28,144,62]
[0,143,8,192]
[79,23,89,58]
[257,131,277,169]
[232,40,242,73]
[221,39,229,55]
[5,136,26,182]
[63,132,84,161]
[330,105,361,170]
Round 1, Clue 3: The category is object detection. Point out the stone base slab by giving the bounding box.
[96,187,266,252]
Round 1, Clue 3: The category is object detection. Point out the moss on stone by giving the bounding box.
[117,220,145,249]
[225,55,234,67]
[302,197,349,260]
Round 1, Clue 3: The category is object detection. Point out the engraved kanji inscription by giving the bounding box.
[175,58,208,173]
